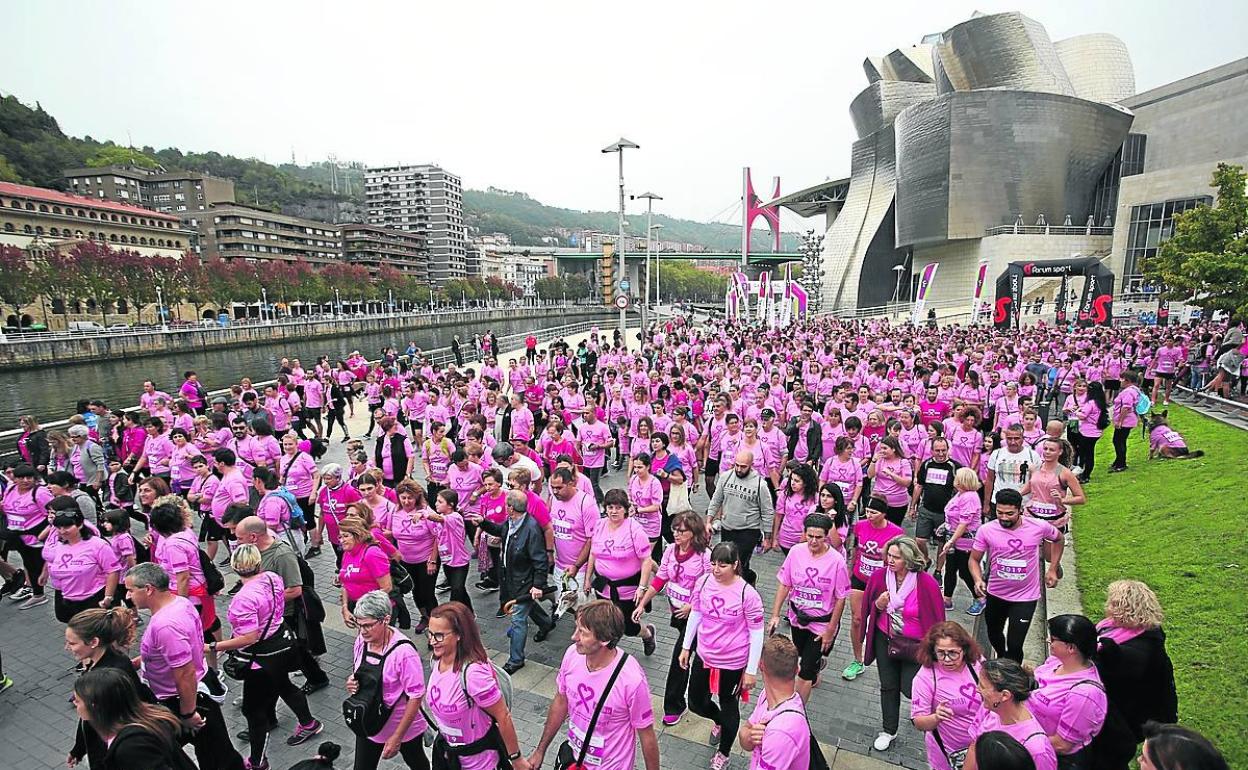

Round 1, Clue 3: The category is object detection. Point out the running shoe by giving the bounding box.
[643,624,657,657]
[873,732,897,751]
[9,586,32,602]
[966,599,985,616]
[709,723,722,746]
[841,661,865,680]
[304,546,322,558]
[710,752,730,770]
[0,676,13,695]
[286,719,324,746]
[662,709,685,727]
[18,594,47,610]
[0,569,26,597]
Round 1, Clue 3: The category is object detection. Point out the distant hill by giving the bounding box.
[0,94,795,252]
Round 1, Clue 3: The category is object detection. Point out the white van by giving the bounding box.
[67,321,106,333]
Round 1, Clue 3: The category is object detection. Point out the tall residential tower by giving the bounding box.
[364,165,466,282]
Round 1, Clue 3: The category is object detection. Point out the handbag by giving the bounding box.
[886,634,921,662]
[223,576,295,679]
[553,652,630,770]
[370,545,414,594]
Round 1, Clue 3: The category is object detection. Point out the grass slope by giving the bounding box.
[1074,403,1248,768]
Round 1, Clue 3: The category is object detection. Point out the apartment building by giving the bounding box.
[339,223,429,281]
[64,164,235,214]
[188,203,340,265]
[364,165,466,282]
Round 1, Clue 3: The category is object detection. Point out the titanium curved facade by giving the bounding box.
[1055,34,1136,103]
[814,10,1138,311]
[894,91,1134,247]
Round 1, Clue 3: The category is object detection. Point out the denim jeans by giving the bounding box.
[506,597,551,665]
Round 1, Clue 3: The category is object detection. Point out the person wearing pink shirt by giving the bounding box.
[424,602,531,770]
[768,512,851,703]
[1072,382,1108,483]
[391,481,439,633]
[679,541,766,770]
[315,463,362,572]
[427,489,473,611]
[946,409,983,472]
[626,453,664,546]
[739,635,817,770]
[447,450,484,517]
[547,468,599,584]
[129,417,174,484]
[938,469,986,613]
[166,428,202,494]
[278,433,317,528]
[969,658,1059,770]
[250,421,282,474]
[577,406,613,502]
[969,489,1063,663]
[1029,615,1108,767]
[149,502,222,663]
[138,381,171,414]
[0,464,56,607]
[337,518,395,622]
[346,590,429,770]
[253,467,296,538]
[42,501,121,621]
[585,489,656,654]
[422,422,455,499]
[861,536,946,752]
[772,464,819,553]
[1108,370,1142,473]
[910,622,985,770]
[529,600,659,770]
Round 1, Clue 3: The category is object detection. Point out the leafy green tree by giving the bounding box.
[0,155,21,183]
[1148,163,1248,317]
[85,145,160,169]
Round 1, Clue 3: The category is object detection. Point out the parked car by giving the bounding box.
[108,324,132,331]
[68,321,107,333]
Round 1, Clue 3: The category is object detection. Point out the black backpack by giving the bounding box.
[771,708,830,770]
[343,638,416,737]
[198,548,225,595]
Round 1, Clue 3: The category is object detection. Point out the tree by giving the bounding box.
[0,245,38,321]
[62,241,128,325]
[1148,163,1248,317]
[85,145,160,169]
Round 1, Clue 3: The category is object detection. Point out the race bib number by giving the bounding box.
[791,586,823,610]
[995,557,1028,582]
[925,468,950,486]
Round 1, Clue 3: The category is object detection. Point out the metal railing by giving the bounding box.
[984,224,1114,237]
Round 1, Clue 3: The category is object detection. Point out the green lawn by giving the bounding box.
[1074,403,1248,769]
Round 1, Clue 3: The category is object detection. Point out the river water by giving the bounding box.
[0,314,610,427]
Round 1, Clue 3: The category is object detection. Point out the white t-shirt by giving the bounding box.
[988,446,1041,500]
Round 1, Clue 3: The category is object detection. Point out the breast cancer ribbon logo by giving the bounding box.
[1007,538,1024,553]
[804,566,821,587]
[60,553,74,567]
[574,682,597,714]
[862,541,881,557]
[708,595,727,619]
[671,563,684,582]
[603,539,615,553]
[428,683,442,705]
[960,682,979,702]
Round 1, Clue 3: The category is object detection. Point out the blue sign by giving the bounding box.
[620,279,631,292]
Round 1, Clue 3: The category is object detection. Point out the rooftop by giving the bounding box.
[0,181,181,222]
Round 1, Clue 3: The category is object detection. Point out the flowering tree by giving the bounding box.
[0,245,39,324]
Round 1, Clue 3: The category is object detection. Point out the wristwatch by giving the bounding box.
[508,751,522,761]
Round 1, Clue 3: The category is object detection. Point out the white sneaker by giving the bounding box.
[873,732,897,751]
[9,586,32,602]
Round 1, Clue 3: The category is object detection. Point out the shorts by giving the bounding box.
[915,506,946,539]
[198,514,229,543]
[55,588,107,623]
[1156,371,1175,381]
[850,575,867,591]
[1104,379,1120,391]
[790,625,833,682]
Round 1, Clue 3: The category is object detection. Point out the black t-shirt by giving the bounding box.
[916,459,960,513]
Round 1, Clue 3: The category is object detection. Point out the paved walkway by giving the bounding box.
[0,328,920,770]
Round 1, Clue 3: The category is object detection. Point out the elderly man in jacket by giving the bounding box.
[475,489,554,673]
[67,424,107,503]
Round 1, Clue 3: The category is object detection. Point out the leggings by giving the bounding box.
[1076,434,1100,479]
[1111,427,1131,469]
[983,594,1038,663]
[11,537,46,596]
[242,661,315,765]
[365,403,383,435]
[325,407,348,438]
[942,549,976,599]
[872,628,920,734]
[354,734,429,770]
[663,617,691,716]
[404,561,438,622]
[720,527,762,585]
[159,692,245,770]
[442,563,472,611]
[688,657,743,757]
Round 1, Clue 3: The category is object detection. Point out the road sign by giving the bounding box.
[619,279,631,293]
[614,295,630,309]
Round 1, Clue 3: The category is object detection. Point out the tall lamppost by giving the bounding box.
[602,138,638,341]
[155,285,168,332]
[650,223,664,310]
[261,287,268,323]
[637,191,662,332]
[334,288,341,318]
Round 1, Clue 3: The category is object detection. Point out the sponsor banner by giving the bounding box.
[910,262,938,325]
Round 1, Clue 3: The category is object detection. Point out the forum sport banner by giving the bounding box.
[911,262,939,325]
[969,259,989,324]
[757,271,771,323]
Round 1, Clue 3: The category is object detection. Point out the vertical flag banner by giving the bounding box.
[733,271,750,317]
[970,259,989,324]
[789,283,808,319]
[757,271,771,323]
[781,264,794,326]
[910,262,939,325]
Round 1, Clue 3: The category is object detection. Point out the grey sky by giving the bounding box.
[3,0,1244,232]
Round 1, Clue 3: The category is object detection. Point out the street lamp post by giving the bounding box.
[155,285,168,332]
[602,138,639,342]
[261,287,268,324]
[637,192,662,332]
[335,288,341,318]
[891,264,906,319]
[650,223,664,311]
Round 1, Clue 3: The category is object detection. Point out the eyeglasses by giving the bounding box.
[355,619,385,632]
[425,629,453,644]
[934,648,963,660]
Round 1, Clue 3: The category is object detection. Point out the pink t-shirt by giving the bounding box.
[143,434,174,475]
[1029,657,1108,751]
[1,484,55,542]
[590,518,651,601]
[555,646,654,770]
[687,575,765,670]
[109,532,137,565]
[228,573,286,669]
[391,507,438,563]
[339,544,393,602]
[776,543,851,634]
[256,493,292,534]
[775,491,817,551]
[972,518,1061,602]
[435,512,471,568]
[351,631,428,744]
[45,536,121,600]
[872,456,911,507]
[140,595,207,700]
[447,463,484,515]
[909,662,984,770]
[972,711,1057,770]
[746,694,811,770]
[154,529,205,590]
[947,427,981,468]
[654,545,711,610]
[211,470,250,524]
[279,452,317,497]
[626,475,663,539]
[820,456,861,500]
[549,490,600,572]
[317,483,363,542]
[943,491,982,552]
[851,520,905,584]
[578,421,612,469]
[425,659,504,770]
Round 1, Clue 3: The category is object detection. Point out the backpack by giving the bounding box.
[343,638,417,737]
[421,659,515,747]
[1134,390,1152,416]
[772,708,830,770]
[198,548,225,595]
[267,488,306,529]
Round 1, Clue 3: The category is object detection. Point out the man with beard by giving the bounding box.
[967,488,1063,662]
[706,449,775,586]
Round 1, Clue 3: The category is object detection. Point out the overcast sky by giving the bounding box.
[3,0,1244,231]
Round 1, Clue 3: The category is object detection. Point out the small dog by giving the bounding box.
[554,573,581,619]
[304,437,329,461]
[1147,411,1204,460]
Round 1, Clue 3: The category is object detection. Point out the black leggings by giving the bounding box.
[365,403,383,435]
[720,527,762,585]
[55,588,107,623]
[442,563,472,611]
[354,734,429,770]
[242,661,315,764]
[983,594,1038,662]
[1076,434,1100,479]
[1111,427,1131,469]
[688,656,743,757]
[325,407,348,438]
[942,549,976,599]
[158,693,245,770]
[404,561,438,622]
[663,617,691,716]
[872,629,920,734]
[11,537,46,596]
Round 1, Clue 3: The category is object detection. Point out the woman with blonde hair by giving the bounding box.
[1088,580,1177,770]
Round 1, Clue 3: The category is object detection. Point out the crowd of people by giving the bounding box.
[0,311,1240,770]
